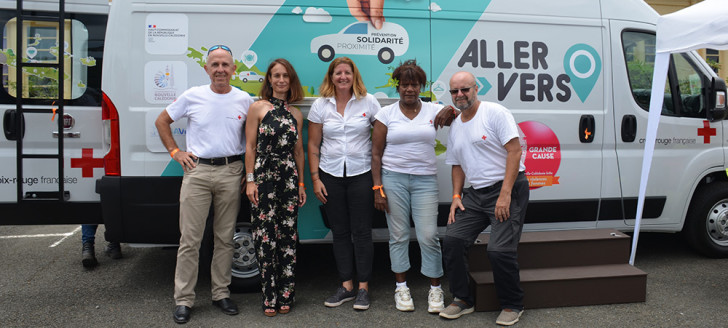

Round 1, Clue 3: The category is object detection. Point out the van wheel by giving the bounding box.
[258,78,263,82]
[242,78,248,83]
[378,47,394,64]
[684,181,728,258]
[230,222,260,292]
[318,45,334,62]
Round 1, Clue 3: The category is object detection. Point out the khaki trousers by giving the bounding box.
[173,160,242,307]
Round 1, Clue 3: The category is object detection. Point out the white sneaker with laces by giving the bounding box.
[394,286,414,311]
[427,288,445,313]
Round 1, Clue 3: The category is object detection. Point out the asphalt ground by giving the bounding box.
[0,225,727,327]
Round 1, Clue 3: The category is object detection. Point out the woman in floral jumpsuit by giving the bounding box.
[244,58,306,317]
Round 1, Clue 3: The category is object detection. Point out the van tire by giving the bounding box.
[318,45,334,62]
[378,47,394,64]
[684,181,728,258]
[230,222,260,292]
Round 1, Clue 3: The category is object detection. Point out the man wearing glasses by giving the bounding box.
[439,71,529,326]
[155,45,253,324]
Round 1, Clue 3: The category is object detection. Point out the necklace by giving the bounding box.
[400,99,421,113]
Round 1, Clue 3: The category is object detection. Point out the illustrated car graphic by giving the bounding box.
[311,21,409,64]
[238,71,263,82]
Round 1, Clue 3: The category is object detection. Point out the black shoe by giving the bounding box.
[212,298,239,315]
[81,242,98,268]
[173,305,191,324]
[105,242,123,259]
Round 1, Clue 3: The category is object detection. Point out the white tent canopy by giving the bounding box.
[629,0,728,265]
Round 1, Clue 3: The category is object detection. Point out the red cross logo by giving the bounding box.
[697,120,716,144]
[71,148,104,178]
[482,135,487,141]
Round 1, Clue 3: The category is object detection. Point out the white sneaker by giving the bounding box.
[427,288,445,313]
[394,286,414,311]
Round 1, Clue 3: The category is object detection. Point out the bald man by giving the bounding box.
[439,71,529,326]
[155,45,253,324]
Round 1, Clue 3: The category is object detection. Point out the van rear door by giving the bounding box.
[0,5,107,224]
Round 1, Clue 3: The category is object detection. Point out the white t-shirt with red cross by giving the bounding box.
[445,101,525,189]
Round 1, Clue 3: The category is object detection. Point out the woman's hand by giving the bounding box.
[313,179,328,204]
[298,185,307,207]
[246,181,259,206]
[374,188,389,213]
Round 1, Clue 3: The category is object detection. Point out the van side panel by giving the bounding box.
[433,6,606,227]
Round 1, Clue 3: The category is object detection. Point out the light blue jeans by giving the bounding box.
[382,169,443,278]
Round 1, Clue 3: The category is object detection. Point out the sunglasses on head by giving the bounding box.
[449,85,477,95]
[207,45,232,56]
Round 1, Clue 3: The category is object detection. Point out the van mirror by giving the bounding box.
[707,77,727,122]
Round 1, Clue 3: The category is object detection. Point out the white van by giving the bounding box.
[0,0,109,224]
[4,0,724,289]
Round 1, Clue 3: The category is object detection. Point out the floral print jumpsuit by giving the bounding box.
[252,97,299,309]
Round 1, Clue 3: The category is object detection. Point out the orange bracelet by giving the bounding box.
[298,182,305,188]
[372,185,386,198]
[170,148,180,158]
[453,194,461,199]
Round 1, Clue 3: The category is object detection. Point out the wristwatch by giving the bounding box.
[246,173,254,182]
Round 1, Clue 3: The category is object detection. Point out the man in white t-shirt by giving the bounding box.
[155,45,253,324]
[438,71,529,326]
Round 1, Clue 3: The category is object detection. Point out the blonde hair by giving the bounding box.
[318,57,367,99]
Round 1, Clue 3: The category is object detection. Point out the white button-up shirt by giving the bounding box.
[308,93,381,177]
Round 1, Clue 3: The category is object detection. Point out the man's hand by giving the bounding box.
[448,197,465,224]
[495,193,511,222]
[173,151,197,172]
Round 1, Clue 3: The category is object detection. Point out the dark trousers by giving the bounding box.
[320,170,374,283]
[442,172,529,309]
[443,237,524,309]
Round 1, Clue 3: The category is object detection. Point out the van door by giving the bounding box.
[610,20,724,227]
[0,7,107,224]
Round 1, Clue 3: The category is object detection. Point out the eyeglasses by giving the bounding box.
[449,85,477,95]
[207,45,232,56]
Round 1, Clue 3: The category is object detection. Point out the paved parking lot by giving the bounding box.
[0,225,727,327]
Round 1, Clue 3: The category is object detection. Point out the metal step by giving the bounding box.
[470,264,647,311]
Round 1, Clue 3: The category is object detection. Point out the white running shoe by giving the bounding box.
[427,288,445,313]
[394,286,414,311]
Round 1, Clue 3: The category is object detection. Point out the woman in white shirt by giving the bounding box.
[308,57,381,311]
[371,59,446,313]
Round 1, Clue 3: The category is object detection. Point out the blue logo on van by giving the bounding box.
[564,44,601,102]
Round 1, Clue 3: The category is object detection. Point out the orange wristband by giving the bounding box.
[170,148,179,158]
[298,182,305,188]
[453,194,461,199]
[372,185,386,198]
